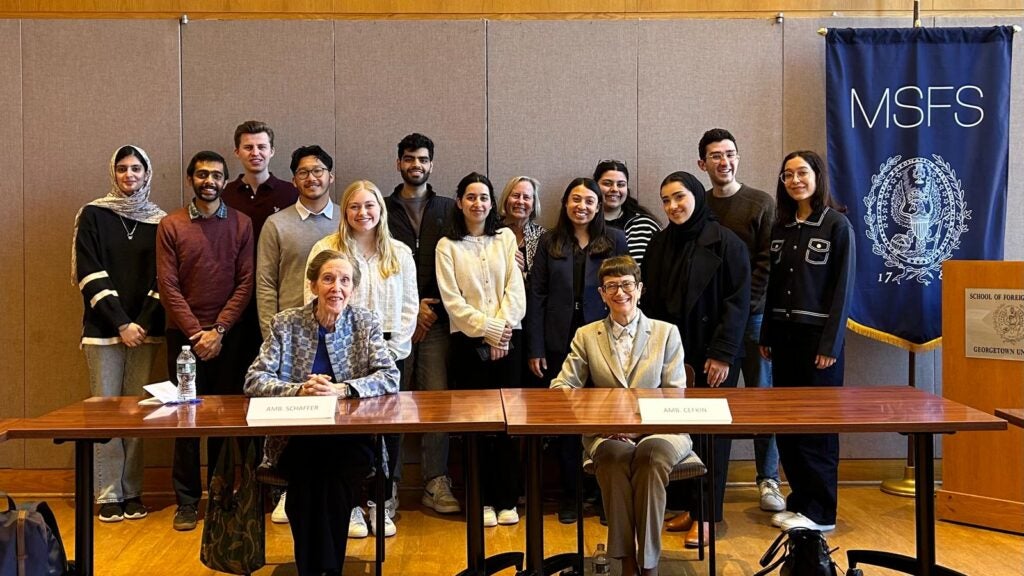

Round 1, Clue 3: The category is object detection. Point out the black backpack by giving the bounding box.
[755,527,839,576]
[0,494,68,576]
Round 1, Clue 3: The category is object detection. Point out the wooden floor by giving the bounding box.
[43,485,1023,575]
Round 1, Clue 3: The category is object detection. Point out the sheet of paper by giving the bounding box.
[140,381,179,404]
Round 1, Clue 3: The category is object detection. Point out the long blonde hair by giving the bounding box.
[332,180,401,279]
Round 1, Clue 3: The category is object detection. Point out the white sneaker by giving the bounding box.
[385,482,399,519]
[496,508,519,525]
[483,506,498,527]
[271,492,289,524]
[368,501,396,537]
[771,510,797,527]
[758,479,786,512]
[779,512,835,532]
[422,475,461,514]
[348,507,369,538]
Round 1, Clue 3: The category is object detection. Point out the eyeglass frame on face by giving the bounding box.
[780,168,814,184]
[296,166,330,180]
[599,280,639,295]
[705,151,739,163]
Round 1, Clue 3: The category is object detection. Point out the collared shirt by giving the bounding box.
[608,311,640,373]
[222,173,299,241]
[187,200,228,221]
[295,200,335,221]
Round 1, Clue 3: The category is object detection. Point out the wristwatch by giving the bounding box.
[339,383,352,399]
[214,324,226,335]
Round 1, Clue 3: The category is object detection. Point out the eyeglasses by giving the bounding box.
[193,170,225,182]
[600,280,638,295]
[780,168,813,183]
[705,151,738,163]
[296,167,329,180]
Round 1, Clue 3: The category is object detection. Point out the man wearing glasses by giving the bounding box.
[696,128,784,515]
[254,145,340,525]
[156,151,255,532]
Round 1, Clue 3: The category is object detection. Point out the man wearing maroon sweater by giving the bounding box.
[222,120,299,373]
[156,150,254,531]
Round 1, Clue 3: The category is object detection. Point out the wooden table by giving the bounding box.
[6,391,513,576]
[996,408,1024,429]
[501,386,1006,576]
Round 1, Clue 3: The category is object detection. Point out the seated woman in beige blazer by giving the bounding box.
[551,255,691,576]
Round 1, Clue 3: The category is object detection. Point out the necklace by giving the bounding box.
[118,216,138,240]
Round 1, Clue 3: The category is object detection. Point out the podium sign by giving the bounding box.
[965,288,1024,362]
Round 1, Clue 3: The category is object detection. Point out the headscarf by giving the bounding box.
[662,171,709,246]
[70,145,166,283]
[653,171,710,320]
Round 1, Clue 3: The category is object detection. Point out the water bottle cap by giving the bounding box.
[181,345,191,351]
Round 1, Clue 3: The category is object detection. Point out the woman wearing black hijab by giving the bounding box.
[640,171,750,547]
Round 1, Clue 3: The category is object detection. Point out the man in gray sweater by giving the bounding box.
[697,128,783,513]
[255,145,340,524]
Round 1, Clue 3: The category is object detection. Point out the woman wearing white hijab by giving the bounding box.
[72,145,166,523]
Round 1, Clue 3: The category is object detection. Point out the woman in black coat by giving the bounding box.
[640,171,750,547]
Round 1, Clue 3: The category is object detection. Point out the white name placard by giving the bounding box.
[638,398,732,424]
[246,396,337,425]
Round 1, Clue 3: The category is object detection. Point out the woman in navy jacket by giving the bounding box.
[759,150,855,533]
[641,171,750,547]
[526,177,627,521]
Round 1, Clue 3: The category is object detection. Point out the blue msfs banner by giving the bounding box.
[826,27,1013,351]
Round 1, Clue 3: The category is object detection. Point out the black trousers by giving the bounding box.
[166,328,250,507]
[451,331,522,511]
[382,357,405,500]
[770,323,844,525]
[668,358,739,523]
[281,434,374,576]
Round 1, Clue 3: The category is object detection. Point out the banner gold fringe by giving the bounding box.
[846,319,942,353]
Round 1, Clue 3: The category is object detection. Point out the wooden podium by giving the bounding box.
[937,260,1024,533]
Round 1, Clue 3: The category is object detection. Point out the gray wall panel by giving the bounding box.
[0,20,24,468]
[488,20,638,227]
[335,20,486,199]
[22,19,182,468]
[181,20,336,199]
[638,19,783,217]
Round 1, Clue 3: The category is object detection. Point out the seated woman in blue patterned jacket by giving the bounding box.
[244,249,399,576]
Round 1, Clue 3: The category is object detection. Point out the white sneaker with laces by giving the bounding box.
[771,510,797,527]
[271,492,289,524]
[483,506,498,527]
[779,512,835,532]
[422,475,461,514]
[368,501,396,537]
[348,507,369,538]
[496,508,519,525]
[384,482,399,520]
[758,478,786,512]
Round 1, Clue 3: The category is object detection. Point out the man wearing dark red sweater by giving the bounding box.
[156,150,254,531]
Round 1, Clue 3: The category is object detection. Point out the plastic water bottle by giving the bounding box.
[592,543,610,574]
[176,345,197,402]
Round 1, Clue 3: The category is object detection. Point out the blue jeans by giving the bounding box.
[402,320,451,483]
[743,313,779,483]
[83,343,158,503]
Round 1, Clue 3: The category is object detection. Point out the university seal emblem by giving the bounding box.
[864,155,970,285]
[993,304,1024,345]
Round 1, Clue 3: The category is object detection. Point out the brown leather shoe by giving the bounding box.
[684,521,710,548]
[665,511,693,532]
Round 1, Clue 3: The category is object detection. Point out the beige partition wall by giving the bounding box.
[181,20,337,193]
[20,19,183,468]
[335,20,487,197]
[487,20,639,225]
[636,19,783,216]
[0,20,25,468]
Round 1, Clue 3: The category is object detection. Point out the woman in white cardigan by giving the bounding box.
[436,172,526,527]
[551,255,692,576]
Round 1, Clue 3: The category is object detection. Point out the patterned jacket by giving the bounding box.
[244,301,399,398]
